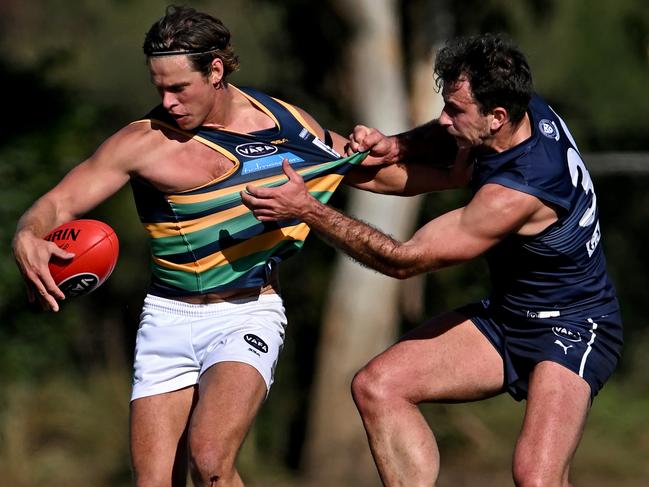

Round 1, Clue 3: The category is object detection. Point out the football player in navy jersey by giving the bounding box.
[242,33,622,487]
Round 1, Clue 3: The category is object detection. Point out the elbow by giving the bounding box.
[383,257,423,280]
[390,267,416,280]
[384,254,440,280]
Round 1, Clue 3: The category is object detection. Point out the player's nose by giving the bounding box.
[438,110,452,127]
[161,91,178,110]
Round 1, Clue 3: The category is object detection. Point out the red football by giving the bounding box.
[45,219,119,298]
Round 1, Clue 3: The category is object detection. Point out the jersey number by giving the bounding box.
[552,108,600,256]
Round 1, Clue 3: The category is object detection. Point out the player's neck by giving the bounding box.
[202,84,275,134]
[201,83,236,130]
[489,113,531,153]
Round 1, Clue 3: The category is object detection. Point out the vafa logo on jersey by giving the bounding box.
[539,119,560,141]
[236,142,278,158]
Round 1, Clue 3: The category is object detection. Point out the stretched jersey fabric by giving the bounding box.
[472,94,619,319]
[130,86,367,297]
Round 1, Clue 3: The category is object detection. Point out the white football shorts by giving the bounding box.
[131,293,287,401]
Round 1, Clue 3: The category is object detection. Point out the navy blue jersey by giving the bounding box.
[471,94,618,318]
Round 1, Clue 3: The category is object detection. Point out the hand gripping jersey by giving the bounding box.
[471,94,619,319]
[130,86,366,297]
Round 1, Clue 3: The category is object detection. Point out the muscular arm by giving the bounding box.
[342,147,473,195]
[344,121,470,194]
[242,163,546,279]
[12,125,139,310]
[295,106,469,195]
[16,142,131,234]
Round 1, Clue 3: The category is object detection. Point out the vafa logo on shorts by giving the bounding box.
[552,326,582,342]
[245,334,268,354]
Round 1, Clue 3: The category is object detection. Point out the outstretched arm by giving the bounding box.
[241,160,543,279]
[12,127,135,311]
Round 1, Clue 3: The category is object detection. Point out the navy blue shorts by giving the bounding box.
[458,301,623,401]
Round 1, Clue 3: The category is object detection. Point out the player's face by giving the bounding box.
[438,78,492,149]
[148,56,216,130]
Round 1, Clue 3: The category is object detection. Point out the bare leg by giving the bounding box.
[352,312,505,487]
[512,361,591,487]
[130,386,197,487]
[188,361,267,487]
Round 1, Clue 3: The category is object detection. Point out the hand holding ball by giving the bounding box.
[46,219,119,298]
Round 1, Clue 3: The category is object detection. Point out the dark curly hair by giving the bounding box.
[143,5,240,79]
[434,34,533,124]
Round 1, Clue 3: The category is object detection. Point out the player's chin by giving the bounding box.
[174,116,197,129]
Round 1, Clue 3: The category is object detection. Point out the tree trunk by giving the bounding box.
[302,1,421,485]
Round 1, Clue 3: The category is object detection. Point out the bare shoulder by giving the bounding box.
[90,120,168,173]
[100,121,161,155]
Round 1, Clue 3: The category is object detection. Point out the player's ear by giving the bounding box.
[209,58,224,86]
[490,107,508,131]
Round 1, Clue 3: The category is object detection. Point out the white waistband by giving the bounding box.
[143,293,284,318]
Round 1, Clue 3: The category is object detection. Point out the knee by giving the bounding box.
[351,363,398,414]
[188,436,236,484]
[512,465,540,487]
[513,455,566,487]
